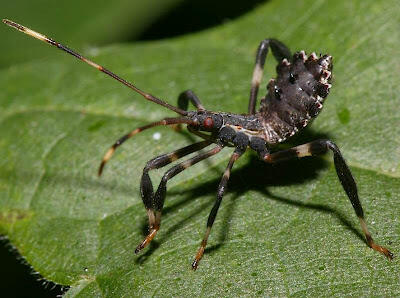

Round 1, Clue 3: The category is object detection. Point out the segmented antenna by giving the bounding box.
[2,19,188,116]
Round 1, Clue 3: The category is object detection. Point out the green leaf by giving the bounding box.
[1,0,400,296]
[0,0,183,67]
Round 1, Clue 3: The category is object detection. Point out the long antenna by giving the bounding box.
[2,19,188,116]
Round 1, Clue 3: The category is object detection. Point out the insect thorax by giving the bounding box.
[258,51,332,144]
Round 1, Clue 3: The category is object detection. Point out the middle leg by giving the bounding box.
[192,147,244,270]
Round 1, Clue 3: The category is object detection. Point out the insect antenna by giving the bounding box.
[2,19,188,116]
[98,117,197,176]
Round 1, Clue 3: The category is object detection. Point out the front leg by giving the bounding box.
[137,143,222,254]
[178,89,205,111]
[137,140,211,253]
[262,139,393,259]
[175,90,205,133]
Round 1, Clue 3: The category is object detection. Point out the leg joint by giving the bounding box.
[324,139,339,152]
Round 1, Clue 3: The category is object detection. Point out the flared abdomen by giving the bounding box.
[258,51,332,144]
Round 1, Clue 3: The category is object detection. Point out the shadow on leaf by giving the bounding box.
[133,129,366,263]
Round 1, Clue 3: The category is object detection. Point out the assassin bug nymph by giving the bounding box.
[4,19,393,270]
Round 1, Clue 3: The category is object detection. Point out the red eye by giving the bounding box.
[203,117,214,129]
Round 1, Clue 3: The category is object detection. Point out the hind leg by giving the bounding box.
[262,139,393,259]
[248,39,291,114]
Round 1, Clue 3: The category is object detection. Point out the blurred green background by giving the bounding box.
[0,0,266,296]
[0,0,266,67]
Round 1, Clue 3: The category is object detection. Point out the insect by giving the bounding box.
[4,19,393,270]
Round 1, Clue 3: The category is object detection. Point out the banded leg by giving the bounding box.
[192,148,244,270]
[136,144,223,254]
[178,90,205,111]
[98,117,196,176]
[262,139,393,259]
[248,39,291,115]
[139,140,211,232]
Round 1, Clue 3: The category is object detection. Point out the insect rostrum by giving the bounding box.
[3,19,393,270]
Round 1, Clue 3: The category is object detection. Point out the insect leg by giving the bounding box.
[135,144,223,254]
[192,148,244,270]
[98,117,196,176]
[178,90,205,111]
[248,39,291,115]
[262,139,393,259]
[139,140,211,234]
[175,90,206,133]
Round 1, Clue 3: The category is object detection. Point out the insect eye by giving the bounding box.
[203,117,214,129]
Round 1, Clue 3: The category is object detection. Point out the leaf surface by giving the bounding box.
[0,0,183,67]
[1,0,399,296]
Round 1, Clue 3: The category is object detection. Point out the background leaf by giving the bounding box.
[1,0,399,296]
[0,0,183,67]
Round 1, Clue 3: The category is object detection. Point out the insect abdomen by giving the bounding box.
[258,51,332,144]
